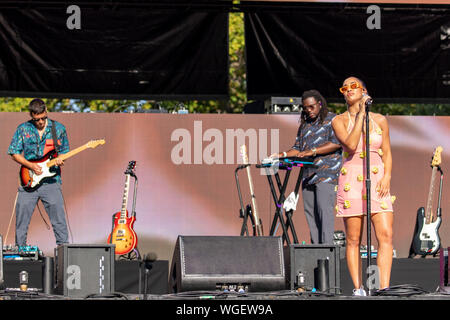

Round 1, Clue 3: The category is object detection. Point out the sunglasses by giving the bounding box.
[339,82,362,93]
[30,116,48,123]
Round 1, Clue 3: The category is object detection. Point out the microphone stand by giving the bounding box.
[364,99,373,295]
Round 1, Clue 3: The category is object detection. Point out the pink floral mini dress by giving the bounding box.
[335,113,394,217]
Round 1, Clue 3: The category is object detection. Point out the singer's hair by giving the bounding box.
[299,89,329,127]
[28,98,47,115]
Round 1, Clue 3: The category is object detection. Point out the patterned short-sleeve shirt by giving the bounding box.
[8,119,70,184]
[292,112,342,186]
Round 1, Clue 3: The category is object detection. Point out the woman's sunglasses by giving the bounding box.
[339,82,362,93]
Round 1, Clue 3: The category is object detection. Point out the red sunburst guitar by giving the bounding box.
[107,161,138,255]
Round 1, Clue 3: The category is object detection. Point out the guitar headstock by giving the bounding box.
[87,139,106,149]
[240,145,249,165]
[431,146,443,167]
[125,160,137,175]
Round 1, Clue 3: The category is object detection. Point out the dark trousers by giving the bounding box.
[15,183,69,246]
[302,182,336,244]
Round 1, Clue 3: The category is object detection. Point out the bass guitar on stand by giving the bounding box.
[410,146,443,257]
[107,161,139,257]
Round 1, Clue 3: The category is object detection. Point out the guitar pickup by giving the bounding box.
[420,240,434,251]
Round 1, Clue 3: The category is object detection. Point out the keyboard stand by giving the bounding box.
[257,157,317,246]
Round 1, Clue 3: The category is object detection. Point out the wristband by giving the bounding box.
[311,148,317,157]
[282,152,287,158]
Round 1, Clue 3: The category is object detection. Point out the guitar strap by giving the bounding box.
[50,119,60,154]
[50,119,62,177]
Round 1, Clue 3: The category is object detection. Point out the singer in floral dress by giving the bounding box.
[331,77,395,296]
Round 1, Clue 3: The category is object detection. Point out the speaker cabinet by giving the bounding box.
[285,244,341,294]
[169,236,286,293]
[55,244,115,297]
[115,260,169,294]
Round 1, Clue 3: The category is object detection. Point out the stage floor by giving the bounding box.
[1,257,448,301]
[0,290,449,301]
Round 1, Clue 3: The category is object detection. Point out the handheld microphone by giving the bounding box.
[362,92,373,105]
[363,93,373,111]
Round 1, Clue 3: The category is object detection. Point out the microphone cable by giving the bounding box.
[371,284,429,297]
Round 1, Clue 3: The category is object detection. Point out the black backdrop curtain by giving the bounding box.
[244,3,450,102]
[0,6,229,99]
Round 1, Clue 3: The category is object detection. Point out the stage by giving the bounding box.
[0,257,448,320]
[1,257,448,299]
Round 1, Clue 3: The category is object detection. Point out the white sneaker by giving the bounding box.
[352,287,367,296]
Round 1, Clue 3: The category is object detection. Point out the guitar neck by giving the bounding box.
[120,175,131,219]
[241,146,263,235]
[46,143,89,167]
[425,166,438,224]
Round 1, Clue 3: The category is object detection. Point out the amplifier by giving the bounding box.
[265,97,302,114]
[55,244,115,297]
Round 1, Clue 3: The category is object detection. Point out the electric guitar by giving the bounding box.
[240,145,264,236]
[107,161,138,255]
[411,146,443,256]
[20,139,105,191]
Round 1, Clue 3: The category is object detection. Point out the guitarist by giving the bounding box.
[7,98,70,247]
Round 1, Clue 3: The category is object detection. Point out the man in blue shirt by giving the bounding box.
[8,98,70,247]
[274,90,342,244]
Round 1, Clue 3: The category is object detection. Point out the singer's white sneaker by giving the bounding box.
[352,287,367,296]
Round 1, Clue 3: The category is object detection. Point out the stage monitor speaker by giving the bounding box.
[55,244,115,297]
[285,244,341,294]
[169,236,286,293]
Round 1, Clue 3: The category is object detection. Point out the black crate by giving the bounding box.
[285,244,341,294]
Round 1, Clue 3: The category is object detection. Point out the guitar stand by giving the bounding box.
[256,157,317,246]
[235,165,257,236]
